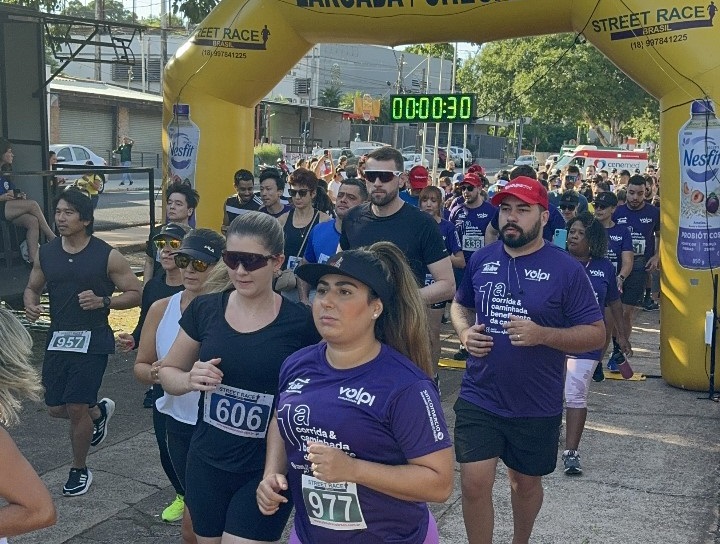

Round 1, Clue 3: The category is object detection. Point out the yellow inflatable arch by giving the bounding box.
[163,0,720,391]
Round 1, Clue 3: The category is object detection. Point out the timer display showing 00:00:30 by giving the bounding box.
[390,94,475,123]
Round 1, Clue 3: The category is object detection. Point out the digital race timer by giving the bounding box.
[389,93,476,123]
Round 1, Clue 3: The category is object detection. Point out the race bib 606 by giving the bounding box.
[301,474,367,531]
[203,384,273,438]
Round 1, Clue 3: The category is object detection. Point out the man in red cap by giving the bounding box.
[450,176,605,544]
[399,164,430,207]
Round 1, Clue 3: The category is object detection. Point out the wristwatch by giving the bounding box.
[102,296,111,309]
[618,274,626,283]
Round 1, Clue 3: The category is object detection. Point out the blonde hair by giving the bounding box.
[0,309,43,426]
[203,260,232,293]
[368,242,433,377]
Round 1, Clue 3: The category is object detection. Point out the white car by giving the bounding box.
[545,154,560,169]
[449,146,473,166]
[50,144,108,193]
[514,155,539,169]
[403,153,430,171]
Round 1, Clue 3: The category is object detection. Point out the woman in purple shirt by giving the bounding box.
[563,212,632,476]
[257,242,454,544]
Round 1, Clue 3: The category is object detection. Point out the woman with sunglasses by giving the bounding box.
[277,168,330,301]
[563,212,631,476]
[117,222,190,523]
[134,228,224,544]
[419,185,465,383]
[159,212,320,544]
[257,241,453,544]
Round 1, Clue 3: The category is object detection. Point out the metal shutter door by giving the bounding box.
[59,106,114,163]
[129,110,163,169]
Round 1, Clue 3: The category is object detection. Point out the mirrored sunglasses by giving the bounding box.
[222,250,275,272]
[364,170,401,183]
[154,238,182,250]
[174,254,211,272]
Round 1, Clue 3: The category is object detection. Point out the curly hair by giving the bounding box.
[567,211,607,259]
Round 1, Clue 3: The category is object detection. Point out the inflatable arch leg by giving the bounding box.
[163,0,720,390]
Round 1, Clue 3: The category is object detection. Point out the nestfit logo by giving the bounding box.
[338,386,375,406]
[524,268,550,281]
[482,261,501,274]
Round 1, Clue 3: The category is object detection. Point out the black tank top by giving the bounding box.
[281,208,320,270]
[39,236,116,353]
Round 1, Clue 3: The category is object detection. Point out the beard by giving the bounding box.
[500,218,542,248]
[370,184,399,207]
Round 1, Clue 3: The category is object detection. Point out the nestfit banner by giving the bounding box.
[163,0,719,390]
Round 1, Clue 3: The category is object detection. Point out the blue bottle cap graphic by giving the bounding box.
[691,100,715,115]
[173,104,190,115]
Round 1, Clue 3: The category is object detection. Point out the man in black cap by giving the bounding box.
[558,191,580,223]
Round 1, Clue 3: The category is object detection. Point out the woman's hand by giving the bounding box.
[187,358,223,391]
[256,473,289,515]
[115,332,135,352]
[307,442,357,483]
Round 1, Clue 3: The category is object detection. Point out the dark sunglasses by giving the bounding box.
[288,189,310,198]
[559,204,577,211]
[461,185,476,192]
[364,170,401,183]
[174,254,212,272]
[222,250,275,272]
[594,204,610,210]
[154,238,182,250]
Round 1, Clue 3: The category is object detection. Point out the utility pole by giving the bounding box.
[94,0,104,81]
[392,53,404,148]
[160,0,168,88]
[446,43,458,170]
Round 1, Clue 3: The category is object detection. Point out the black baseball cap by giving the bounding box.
[295,251,393,306]
[559,191,580,206]
[594,191,618,208]
[172,230,224,263]
[152,222,190,242]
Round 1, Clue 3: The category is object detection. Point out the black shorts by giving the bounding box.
[42,351,108,406]
[166,418,195,492]
[185,453,293,539]
[0,201,6,222]
[453,397,561,476]
[621,269,647,306]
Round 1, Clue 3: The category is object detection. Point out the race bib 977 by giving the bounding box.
[301,474,367,531]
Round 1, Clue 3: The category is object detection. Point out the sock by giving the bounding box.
[645,288,651,298]
[612,337,621,353]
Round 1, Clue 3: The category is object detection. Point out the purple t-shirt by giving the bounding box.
[612,203,660,262]
[490,204,566,242]
[455,242,603,418]
[450,201,496,262]
[605,223,633,273]
[572,257,619,360]
[438,218,462,255]
[277,342,451,544]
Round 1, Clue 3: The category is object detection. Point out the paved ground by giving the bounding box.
[5,228,720,543]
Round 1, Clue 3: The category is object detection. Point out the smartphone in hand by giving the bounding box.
[553,228,567,249]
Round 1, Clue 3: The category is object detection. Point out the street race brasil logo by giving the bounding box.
[592,3,717,41]
[193,24,270,50]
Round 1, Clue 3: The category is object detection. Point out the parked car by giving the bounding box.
[513,154,539,169]
[545,154,560,170]
[403,153,430,171]
[50,144,108,193]
[449,146,474,167]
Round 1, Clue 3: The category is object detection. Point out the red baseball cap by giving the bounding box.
[490,176,549,209]
[462,173,482,187]
[467,164,485,176]
[408,165,429,189]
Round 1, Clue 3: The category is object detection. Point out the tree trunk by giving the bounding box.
[583,113,611,146]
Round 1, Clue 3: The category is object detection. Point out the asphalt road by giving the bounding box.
[94,189,162,232]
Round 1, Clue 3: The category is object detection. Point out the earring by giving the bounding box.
[372,313,378,319]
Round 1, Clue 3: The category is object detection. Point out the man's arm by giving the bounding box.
[106,250,142,309]
[646,232,660,271]
[420,257,455,305]
[23,261,47,322]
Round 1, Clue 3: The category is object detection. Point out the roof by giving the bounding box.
[50,77,162,104]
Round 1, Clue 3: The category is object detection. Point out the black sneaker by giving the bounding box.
[63,467,93,496]
[643,299,659,311]
[453,347,469,361]
[91,397,115,447]
[562,450,582,475]
[592,362,605,382]
[143,387,154,409]
[119,181,125,186]
[128,180,133,186]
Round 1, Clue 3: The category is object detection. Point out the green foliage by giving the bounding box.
[140,13,185,28]
[3,0,61,13]
[63,0,135,22]
[319,84,343,108]
[522,123,578,153]
[457,34,658,146]
[254,143,283,174]
[339,91,359,111]
[172,0,217,24]
[405,43,455,61]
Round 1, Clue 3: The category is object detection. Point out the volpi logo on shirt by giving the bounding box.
[609,234,623,242]
[639,217,653,224]
[524,268,550,282]
[482,261,501,274]
[286,377,310,394]
[475,213,489,219]
[338,386,375,406]
[589,269,605,277]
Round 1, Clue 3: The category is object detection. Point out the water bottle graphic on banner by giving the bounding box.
[168,104,200,188]
[677,99,720,269]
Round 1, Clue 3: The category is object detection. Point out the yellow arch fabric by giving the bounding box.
[164,0,720,390]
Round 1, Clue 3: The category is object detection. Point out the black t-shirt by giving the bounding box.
[180,292,320,472]
[131,275,184,347]
[340,202,448,285]
[224,194,262,225]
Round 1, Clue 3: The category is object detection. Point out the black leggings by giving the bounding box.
[166,417,195,492]
[152,384,184,496]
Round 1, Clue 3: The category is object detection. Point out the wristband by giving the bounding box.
[618,274,626,282]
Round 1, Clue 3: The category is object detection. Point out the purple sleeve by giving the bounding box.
[564,262,604,325]
[388,381,452,460]
[454,253,477,308]
[621,228,633,252]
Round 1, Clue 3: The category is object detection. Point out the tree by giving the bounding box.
[2,0,61,13]
[63,0,135,22]
[172,0,217,24]
[140,13,185,28]
[319,84,343,108]
[404,43,456,61]
[457,34,657,146]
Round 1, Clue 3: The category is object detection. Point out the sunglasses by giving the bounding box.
[594,204,610,210]
[364,170,401,183]
[154,238,182,250]
[288,189,310,198]
[222,250,275,272]
[461,185,476,192]
[174,254,212,272]
[559,204,577,211]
